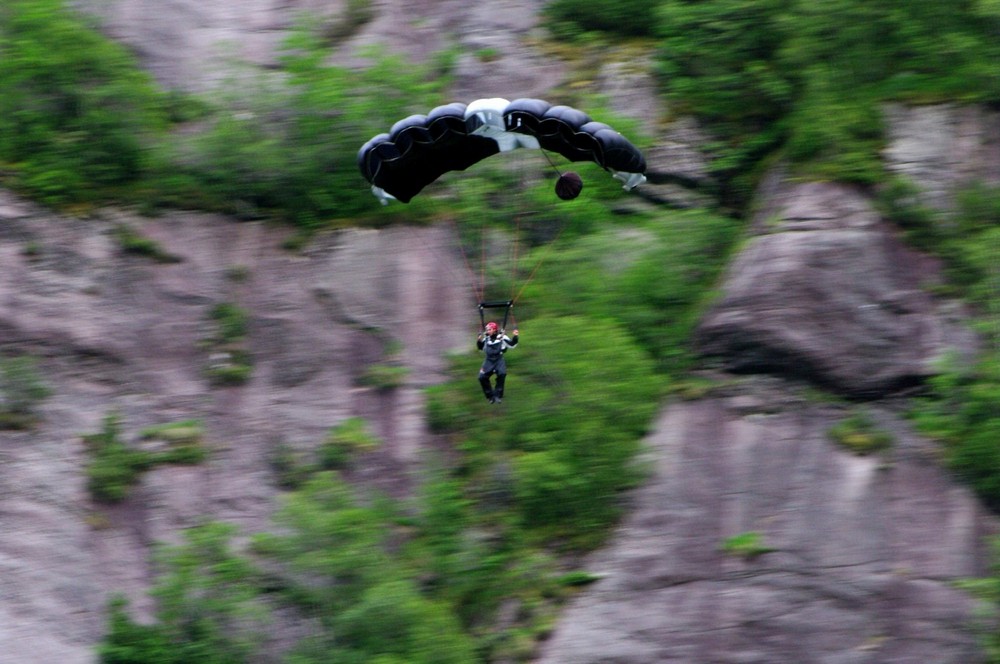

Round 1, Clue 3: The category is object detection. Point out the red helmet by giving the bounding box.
[485,321,498,334]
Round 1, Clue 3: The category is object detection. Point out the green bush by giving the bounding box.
[957,537,1000,662]
[646,0,1000,204]
[114,224,181,263]
[428,315,658,543]
[333,579,476,664]
[720,532,776,560]
[0,355,51,428]
[85,413,209,502]
[83,412,154,503]
[318,417,381,469]
[544,0,655,37]
[358,363,410,390]
[168,38,443,226]
[204,304,253,386]
[100,522,266,663]
[208,303,249,342]
[0,0,170,205]
[912,357,1000,510]
[268,442,312,489]
[521,211,739,374]
[828,410,893,456]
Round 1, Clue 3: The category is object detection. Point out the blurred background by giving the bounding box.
[3,1,1000,662]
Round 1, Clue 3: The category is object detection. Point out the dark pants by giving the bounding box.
[478,359,506,400]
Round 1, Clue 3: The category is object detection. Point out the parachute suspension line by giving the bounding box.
[480,222,488,302]
[508,148,572,310]
[513,218,570,305]
[509,150,530,305]
[445,218,486,305]
[540,148,565,178]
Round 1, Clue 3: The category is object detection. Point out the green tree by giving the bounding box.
[174,36,442,226]
[521,211,739,373]
[649,0,1000,202]
[253,473,477,663]
[0,0,169,204]
[100,522,267,663]
[544,0,656,37]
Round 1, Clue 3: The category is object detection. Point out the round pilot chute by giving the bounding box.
[555,171,583,200]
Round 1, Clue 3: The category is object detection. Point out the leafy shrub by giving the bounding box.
[358,363,410,390]
[114,224,181,263]
[646,0,1000,204]
[168,38,443,226]
[828,410,893,456]
[544,0,655,37]
[85,413,208,502]
[957,537,1000,661]
[84,412,154,503]
[203,303,253,386]
[208,303,249,342]
[0,355,51,428]
[0,0,170,205]
[720,531,776,560]
[333,579,476,664]
[521,211,739,374]
[875,177,942,251]
[784,70,885,184]
[912,357,1000,510]
[268,442,312,489]
[318,417,381,469]
[100,522,266,663]
[139,419,204,444]
[428,315,658,543]
[205,351,254,386]
[140,419,208,464]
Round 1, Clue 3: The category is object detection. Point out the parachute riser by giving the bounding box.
[479,299,514,333]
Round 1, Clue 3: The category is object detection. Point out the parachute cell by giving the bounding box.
[358,97,647,204]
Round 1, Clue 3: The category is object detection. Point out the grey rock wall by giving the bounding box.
[0,191,473,661]
[695,176,978,397]
[536,384,996,664]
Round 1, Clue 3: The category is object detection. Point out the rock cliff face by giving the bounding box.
[694,175,978,397]
[696,104,1000,397]
[70,0,567,98]
[0,195,471,663]
[537,384,996,664]
[3,2,1000,663]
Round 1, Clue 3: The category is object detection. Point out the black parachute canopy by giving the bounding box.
[358,98,647,204]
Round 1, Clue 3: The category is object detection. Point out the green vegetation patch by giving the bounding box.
[0,355,51,429]
[114,224,182,263]
[828,410,893,456]
[203,303,253,386]
[84,412,208,503]
[319,416,382,469]
[358,362,410,390]
[0,0,171,206]
[720,531,776,560]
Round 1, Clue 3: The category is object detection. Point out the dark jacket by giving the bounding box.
[477,332,518,368]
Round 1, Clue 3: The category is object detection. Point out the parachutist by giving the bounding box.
[477,321,518,403]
